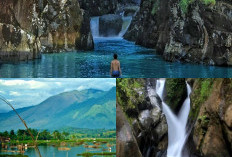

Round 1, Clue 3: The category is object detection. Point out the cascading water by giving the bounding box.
[90,15,132,38]
[156,79,191,157]
[90,16,100,37]
[118,16,132,37]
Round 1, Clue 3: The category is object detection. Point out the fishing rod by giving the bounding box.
[0,95,42,157]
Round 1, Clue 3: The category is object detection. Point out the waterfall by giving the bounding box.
[90,16,100,37]
[156,79,191,157]
[118,16,132,37]
[90,15,132,38]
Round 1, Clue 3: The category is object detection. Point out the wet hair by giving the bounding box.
[113,54,118,59]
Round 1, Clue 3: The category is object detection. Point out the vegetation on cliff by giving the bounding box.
[165,78,187,113]
[116,78,146,118]
[189,78,215,119]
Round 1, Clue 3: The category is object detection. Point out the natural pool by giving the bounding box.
[0,37,232,78]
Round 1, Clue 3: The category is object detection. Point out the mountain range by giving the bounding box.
[0,87,116,131]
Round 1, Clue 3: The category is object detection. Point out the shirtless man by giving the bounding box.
[110,54,122,78]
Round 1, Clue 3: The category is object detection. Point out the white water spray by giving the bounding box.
[156,79,191,157]
[90,15,132,38]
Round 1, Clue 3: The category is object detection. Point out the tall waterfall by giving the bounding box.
[156,79,191,157]
[90,16,132,38]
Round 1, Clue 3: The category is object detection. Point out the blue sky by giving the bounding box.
[0,78,115,113]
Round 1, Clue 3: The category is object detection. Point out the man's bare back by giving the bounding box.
[111,59,120,71]
[110,54,121,77]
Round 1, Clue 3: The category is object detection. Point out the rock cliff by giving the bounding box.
[116,78,168,157]
[188,78,232,157]
[124,0,232,66]
[0,0,94,61]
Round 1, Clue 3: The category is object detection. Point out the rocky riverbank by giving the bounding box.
[124,0,232,66]
[0,0,94,61]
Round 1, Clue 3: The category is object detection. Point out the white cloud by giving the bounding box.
[9,91,21,96]
[0,78,116,113]
[0,80,46,89]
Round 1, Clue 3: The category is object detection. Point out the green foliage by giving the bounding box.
[180,0,191,13]
[200,0,216,5]
[198,115,209,123]
[179,0,216,13]
[151,0,160,15]
[116,78,145,117]
[77,152,116,157]
[0,128,116,141]
[165,78,187,113]
[189,79,214,119]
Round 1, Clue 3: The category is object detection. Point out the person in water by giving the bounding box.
[110,54,122,78]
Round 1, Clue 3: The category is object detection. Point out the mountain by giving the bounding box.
[0,87,116,131]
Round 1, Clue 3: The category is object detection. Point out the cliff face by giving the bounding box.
[189,78,232,157]
[116,78,168,157]
[125,0,232,66]
[0,0,94,61]
[0,0,41,61]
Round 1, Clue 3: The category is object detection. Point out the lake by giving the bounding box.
[0,142,116,157]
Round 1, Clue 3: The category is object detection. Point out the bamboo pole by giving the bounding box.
[0,95,42,157]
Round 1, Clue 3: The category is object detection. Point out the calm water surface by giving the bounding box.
[0,37,232,78]
[0,143,116,157]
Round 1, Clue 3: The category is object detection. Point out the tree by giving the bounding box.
[39,130,52,140]
[3,131,9,137]
[52,130,62,140]
[62,131,69,139]
[10,130,16,140]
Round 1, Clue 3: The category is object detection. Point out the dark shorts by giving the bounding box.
[112,71,120,78]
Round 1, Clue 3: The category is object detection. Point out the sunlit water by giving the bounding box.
[0,143,116,157]
[0,37,232,78]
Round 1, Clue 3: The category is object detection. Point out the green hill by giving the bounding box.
[0,87,116,131]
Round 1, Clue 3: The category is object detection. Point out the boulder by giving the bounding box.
[79,0,118,16]
[99,14,123,37]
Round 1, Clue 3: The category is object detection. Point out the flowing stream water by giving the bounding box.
[156,79,191,157]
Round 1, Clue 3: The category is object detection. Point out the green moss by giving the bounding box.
[151,0,160,15]
[189,78,214,119]
[165,78,187,113]
[180,0,216,13]
[116,78,145,118]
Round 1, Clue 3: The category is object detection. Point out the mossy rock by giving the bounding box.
[189,78,215,119]
[165,78,187,114]
[116,78,146,119]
